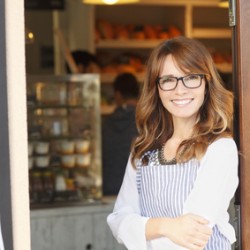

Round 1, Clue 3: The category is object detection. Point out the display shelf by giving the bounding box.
[27,74,102,206]
[91,2,232,84]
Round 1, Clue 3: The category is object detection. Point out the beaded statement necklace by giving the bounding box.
[158,144,177,165]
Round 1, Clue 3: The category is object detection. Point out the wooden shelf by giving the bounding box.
[192,28,232,39]
[96,39,165,49]
[93,4,232,84]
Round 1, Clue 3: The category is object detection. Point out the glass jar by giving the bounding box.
[42,171,54,203]
[31,172,43,203]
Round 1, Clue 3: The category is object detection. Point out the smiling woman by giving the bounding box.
[157,54,206,128]
[107,36,238,250]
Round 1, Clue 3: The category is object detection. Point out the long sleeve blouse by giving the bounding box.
[0,219,4,250]
[107,138,239,250]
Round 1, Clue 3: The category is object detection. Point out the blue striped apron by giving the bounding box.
[136,150,231,249]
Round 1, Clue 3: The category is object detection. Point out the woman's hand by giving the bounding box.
[165,213,212,250]
[146,213,212,250]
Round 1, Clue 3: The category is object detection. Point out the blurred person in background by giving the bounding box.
[102,72,140,196]
[66,50,100,73]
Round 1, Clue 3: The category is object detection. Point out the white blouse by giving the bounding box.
[107,138,239,250]
[0,219,4,250]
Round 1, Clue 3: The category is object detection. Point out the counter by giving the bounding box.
[30,196,125,250]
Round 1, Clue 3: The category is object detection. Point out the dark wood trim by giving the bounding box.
[236,0,250,248]
[0,0,14,249]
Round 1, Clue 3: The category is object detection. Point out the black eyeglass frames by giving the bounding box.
[157,74,205,91]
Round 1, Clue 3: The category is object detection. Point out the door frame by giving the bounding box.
[234,0,250,249]
[0,0,31,249]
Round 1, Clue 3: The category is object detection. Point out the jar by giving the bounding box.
[65,178,76,191]
[55,174,67,192]
[67,83,83,106]
[50,121,62,136]
[42,171,54,202]
[31,172,43,202]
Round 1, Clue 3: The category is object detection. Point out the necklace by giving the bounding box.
[158,144,177,165]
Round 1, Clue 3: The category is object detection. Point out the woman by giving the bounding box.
[107,36,238,250]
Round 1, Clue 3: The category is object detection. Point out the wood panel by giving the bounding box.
[235,0,250,248]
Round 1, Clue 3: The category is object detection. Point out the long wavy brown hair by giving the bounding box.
[131,36,234,167]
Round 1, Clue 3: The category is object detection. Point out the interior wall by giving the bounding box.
[25,0,94,75]
[25,11,54,74]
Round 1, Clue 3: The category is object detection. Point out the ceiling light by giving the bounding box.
[218,0,229,8]
[82,0,139,5]
[25,28,35,44]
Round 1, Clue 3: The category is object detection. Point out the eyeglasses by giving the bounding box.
[157,74,205,91]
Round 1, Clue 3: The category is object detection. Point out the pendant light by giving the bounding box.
[83,0,139,5]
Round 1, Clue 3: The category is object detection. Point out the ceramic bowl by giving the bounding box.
[61,155,75,168]
[35,142,49,155]
[35,156,50,168]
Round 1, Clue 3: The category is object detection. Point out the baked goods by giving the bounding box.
[75,139,90,154]
[60,141,75,154]
[61,155,75,168]
[95,20,182,41]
